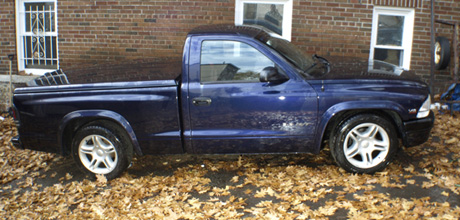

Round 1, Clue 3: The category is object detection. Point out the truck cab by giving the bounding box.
[181,25,319,155]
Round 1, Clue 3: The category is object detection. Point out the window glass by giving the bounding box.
[200,41,275,83]
[25,3,55,32]
[243,3,283,36]
[374,48,403,66]
[235,0,293,41]
[377,15,404,46]
[374,14,405,67]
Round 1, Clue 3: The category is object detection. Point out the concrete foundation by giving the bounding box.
[0,75,38,112]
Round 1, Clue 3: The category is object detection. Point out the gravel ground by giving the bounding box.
[0,112,459,219]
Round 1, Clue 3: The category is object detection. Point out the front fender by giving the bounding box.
[58,110,142,156]
[314,101,406,150]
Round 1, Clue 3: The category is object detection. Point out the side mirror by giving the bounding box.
[259,67,288,84]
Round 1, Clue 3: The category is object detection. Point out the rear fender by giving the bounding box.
[59,110,142,156]
[315,101,406,150]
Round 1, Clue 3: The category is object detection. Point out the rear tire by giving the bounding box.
[329,114,398,174]
[71,122,132,180]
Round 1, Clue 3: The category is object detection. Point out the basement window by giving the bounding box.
[235,0,293,41]
[369,7,414,70]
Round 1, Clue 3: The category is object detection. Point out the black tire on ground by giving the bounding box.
[71,121,133,180]
[329,114,398,174]
[434,36,451,70]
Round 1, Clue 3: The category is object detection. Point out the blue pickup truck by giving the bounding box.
[11,25,434,179]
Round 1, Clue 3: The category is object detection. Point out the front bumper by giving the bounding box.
[11,135,23,149]
[402,111,435,147]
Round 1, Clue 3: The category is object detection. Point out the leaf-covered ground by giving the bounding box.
[0,112,459,219]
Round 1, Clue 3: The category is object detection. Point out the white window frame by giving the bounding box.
[235,0,293,41]
[15,0,59,75]
[369,7,414,70]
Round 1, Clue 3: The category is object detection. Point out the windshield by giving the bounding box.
[261,36,315,72]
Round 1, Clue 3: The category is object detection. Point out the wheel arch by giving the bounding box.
[58,110,143,156]
[316,101,406,151]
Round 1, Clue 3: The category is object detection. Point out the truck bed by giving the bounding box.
[13,79,183,156]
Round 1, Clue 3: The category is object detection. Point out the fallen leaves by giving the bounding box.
[445,137,459,145]
[0,115,55,186]
[0,112,460,219]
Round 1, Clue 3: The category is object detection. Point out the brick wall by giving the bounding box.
[58,0,235,71]
[0,0,17,76]
[1,0,459,93]
[292,0,374,60]
[290,0,459,89]
[65,57,182,84]
[413,0,459,90]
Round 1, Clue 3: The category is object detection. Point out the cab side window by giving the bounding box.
[200,40,275,83]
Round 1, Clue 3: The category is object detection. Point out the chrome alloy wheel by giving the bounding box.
[435,41,441,64]
[343,123,390,169]
[78,135,118,174]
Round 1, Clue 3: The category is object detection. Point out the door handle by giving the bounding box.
[192,97,212,106]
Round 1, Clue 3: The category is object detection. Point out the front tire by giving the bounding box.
[329,114,398,174]
[72,122,132,180]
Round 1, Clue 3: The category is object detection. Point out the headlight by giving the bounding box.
[417,95,431,118]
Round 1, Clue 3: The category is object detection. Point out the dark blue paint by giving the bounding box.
[59,110,143,155]
[14,81,182,155]
[12,25,433,157]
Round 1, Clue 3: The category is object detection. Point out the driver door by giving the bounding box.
[187,37,318,154]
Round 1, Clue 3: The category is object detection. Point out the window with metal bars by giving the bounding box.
[16,0,58,74]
